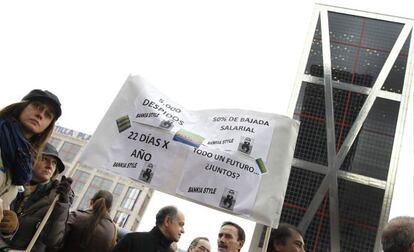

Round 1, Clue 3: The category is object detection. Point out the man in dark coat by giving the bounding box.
[112,205,185,252]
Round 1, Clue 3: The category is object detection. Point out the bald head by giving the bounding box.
[382,216,414,252]
[156,206,185,242]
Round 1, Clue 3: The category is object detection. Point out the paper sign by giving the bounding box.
[79,75,299,226]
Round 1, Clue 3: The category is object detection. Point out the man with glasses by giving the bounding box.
[382,216,414,252]
[187,237,211,252]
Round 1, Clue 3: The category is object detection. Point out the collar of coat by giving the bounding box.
[14,181,54,214]
[150,226,173,249]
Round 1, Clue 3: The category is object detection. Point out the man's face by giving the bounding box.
[32,154,57,183]
[165,211,185,242]
[273,230,305,252]
[189,239,211,252]
[217,225,244,252]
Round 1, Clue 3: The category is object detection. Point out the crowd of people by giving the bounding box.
[0,89,413,252]
[0,89,118,252]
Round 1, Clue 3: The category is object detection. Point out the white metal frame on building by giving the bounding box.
[250,4,414,252]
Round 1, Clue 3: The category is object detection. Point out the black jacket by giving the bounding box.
[8,181,73,252]
[112,226,173,252]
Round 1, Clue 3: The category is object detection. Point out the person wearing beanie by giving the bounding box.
[0,89,62,215]
[0,143,73,252]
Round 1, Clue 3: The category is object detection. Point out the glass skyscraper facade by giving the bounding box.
[250,5,414,252]
[280,5,414,251]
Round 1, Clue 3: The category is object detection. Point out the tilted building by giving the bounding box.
[251,4,414,252]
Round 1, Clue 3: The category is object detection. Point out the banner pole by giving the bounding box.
[25,196,59,252]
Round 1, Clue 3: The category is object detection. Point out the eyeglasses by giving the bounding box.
[195,246,210,252]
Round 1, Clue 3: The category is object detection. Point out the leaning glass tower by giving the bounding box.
[278,4,413,252]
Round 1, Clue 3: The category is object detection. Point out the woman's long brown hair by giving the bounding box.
[0,101,57,163]
[82,190,113,247]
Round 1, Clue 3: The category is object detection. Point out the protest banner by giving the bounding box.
[79,75,299,226]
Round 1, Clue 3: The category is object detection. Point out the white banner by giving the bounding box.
[177,146,261,213]
[79,75,299,225]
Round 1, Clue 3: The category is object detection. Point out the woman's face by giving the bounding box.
[19,101,54,139]
[32,154,57,183]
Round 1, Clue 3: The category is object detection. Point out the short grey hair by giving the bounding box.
[381,216,414,252]
[188,237,209,251]
[156,205,178,226]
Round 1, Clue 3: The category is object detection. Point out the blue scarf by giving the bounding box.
[0,118,33,185]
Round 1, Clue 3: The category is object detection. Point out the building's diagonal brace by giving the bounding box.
[320,9,341,251]
[298,17,411,250]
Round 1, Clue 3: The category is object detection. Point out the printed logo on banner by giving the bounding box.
[159,119,174,130]
[138,162,155,183]
[173,129,205,148]
[238,136,254,155]
[116,115,131,133]
[219,188,237,211]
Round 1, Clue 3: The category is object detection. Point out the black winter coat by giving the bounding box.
[9,181,73,252]
[112,226,174,252]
